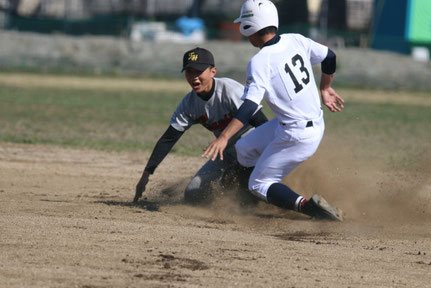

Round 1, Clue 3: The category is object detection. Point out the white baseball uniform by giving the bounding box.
[235,33,329,200]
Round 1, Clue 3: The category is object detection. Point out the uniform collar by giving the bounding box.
[262,35,280,48]
[196,78,215,101]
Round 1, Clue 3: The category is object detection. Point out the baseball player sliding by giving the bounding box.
[134,47,268,204]
[203,0,345,221]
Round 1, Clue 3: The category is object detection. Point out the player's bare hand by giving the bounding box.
[202,136,228,161]
[134,171,150,203]
[321,87,344,112]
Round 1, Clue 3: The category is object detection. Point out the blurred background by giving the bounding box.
[0,0,430,89]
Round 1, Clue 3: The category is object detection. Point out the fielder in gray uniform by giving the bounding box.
[134,47,268,204]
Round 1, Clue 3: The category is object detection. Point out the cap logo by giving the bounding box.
[241,9,254,18]
[188,52,199,61]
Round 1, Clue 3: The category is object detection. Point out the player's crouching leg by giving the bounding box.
[184,175,213,204]
[251,180,344,221]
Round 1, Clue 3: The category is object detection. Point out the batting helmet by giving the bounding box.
[234,0,279,37]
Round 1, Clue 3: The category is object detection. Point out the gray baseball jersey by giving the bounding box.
[170,77,256,147]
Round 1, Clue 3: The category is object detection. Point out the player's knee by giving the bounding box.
[248,179,272,201]
[248,179,266,200]
[185,176,201,192]
[184,177,201,203]
[184,176,212,205]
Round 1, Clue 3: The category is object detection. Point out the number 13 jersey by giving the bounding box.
[243,34,329,125]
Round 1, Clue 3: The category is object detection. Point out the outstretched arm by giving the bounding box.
[320,48,344,112]
[320,73,344,112]
[201,118,244,161]
[134,170,150,203]
[201,99,259,161]
[134,126,184,202]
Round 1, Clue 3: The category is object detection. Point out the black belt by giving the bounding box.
[280,120,313,127]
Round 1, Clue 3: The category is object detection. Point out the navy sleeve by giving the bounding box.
[321,48,336,74]
[248,109,268,127]
[234,99,259,124]
[144,125,184,174]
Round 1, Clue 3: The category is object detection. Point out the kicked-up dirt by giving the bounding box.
[0,142,430,287]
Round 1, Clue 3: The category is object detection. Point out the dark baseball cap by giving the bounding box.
[181,47,215,72]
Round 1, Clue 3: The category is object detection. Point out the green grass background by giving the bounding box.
[1,79,430,169]
[0,85,194,153]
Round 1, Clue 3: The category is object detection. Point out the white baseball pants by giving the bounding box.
[235,114,324,201]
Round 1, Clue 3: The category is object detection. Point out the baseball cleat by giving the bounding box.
[307,194,344,222]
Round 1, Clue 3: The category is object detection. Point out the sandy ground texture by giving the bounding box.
[0,142,430,288]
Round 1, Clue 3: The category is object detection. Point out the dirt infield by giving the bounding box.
[1,142,430,287]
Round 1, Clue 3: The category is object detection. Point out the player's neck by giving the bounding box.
[259,34,277,49]
[260,34,276,48]
[248,33,277,48]
[197,78,215,101]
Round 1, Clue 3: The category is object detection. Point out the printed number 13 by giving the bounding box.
[284,54,310,93]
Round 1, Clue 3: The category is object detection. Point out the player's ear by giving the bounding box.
[210,66,217,77]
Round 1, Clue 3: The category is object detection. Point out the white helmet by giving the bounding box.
[234,0,279,37]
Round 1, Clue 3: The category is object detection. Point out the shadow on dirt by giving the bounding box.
[252,212,305,220]
[96,200,161,212]
[275,231,329,241]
